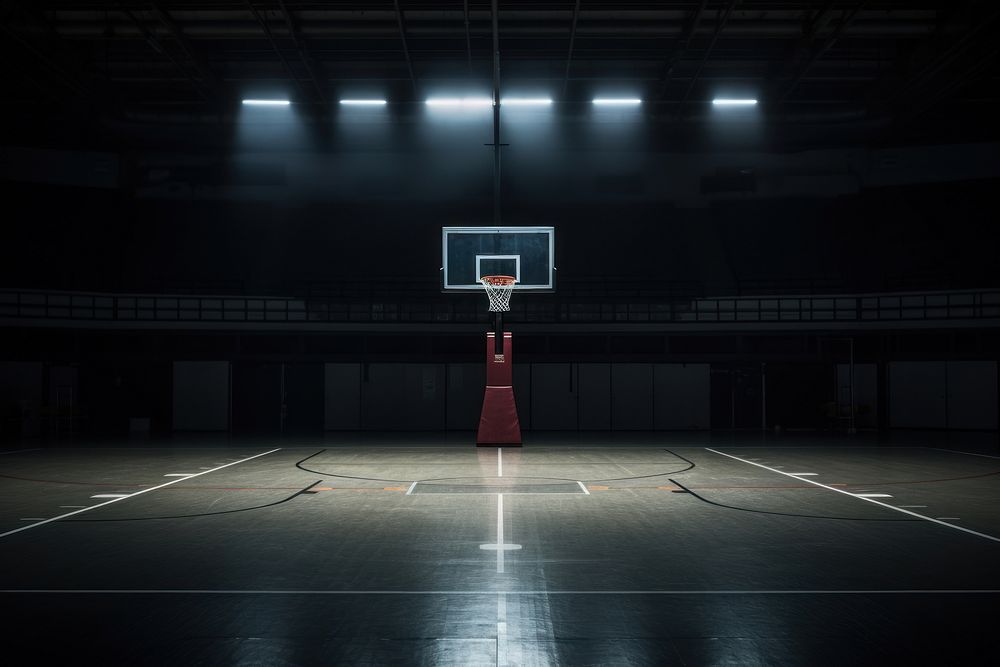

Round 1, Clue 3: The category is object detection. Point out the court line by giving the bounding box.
[496,592,508,666]
[405,481,418,495]
[3,589,999,596]
[0,448,281,540]
[924,447,1000,460]
[705,448,1000,544]
[498,448,502,478]
[577,481,590,495]
[497,494,505,573]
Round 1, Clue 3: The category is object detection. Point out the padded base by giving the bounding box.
[476,386,522,446]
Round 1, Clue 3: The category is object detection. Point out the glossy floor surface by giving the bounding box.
[2,433,999,665]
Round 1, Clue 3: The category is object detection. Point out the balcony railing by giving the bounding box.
[1,287,998,326]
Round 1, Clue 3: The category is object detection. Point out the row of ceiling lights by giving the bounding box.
[242,97,758,107]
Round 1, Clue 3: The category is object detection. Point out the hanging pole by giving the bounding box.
[491,0,503,357]
[491,0,501,227]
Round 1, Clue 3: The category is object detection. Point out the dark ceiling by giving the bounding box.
[1,2,999,149]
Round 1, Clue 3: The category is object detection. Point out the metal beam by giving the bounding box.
[148,1,221,95]
[464,0,472,75]
[0,22,90,99]
[676,0,741,113]
[890,4,1000,124]
[779,1,870,102]
[393,0,418,97]
[764,0,835,98]
[122,9,211,101]
[561,0,581,99]
[657,0,709,99]
[276,0,326,104]
[0,4,113,112]
[888,3,1000,105]
[245,1,309,102]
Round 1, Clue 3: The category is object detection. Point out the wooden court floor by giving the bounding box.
[2,434,999,665]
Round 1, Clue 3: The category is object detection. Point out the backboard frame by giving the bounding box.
[441,226,556,293]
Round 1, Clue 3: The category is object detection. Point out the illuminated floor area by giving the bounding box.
[2,436,999,664]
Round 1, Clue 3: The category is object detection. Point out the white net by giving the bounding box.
[480,275,516,312]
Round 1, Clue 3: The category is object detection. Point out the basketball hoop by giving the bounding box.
[480,275,516,312]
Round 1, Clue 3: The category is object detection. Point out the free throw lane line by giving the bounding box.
[498,447,502,478]
[0,448,282,539]
[705,448,1000,544]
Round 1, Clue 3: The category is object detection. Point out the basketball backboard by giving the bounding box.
[441,226,555,292]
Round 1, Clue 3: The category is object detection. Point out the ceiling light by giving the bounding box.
[592,98,642,106]
[340,99,387,106]
[425,97,493,108]
[242,99,290,106]
[712,98,758,106]
[501,98,553,106]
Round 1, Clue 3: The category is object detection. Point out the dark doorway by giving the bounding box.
[710,364,764,429]
[765,363,829,430]
[232,362,282,435]
[232,362,323,435]
[284,363,324,435]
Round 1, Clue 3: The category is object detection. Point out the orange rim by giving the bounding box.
[481,275,516,286]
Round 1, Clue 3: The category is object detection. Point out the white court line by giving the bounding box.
[705,448,1000,544]
[788,472,818,476]
[497,494,505,573]
[480,494,522,572]
[163,474,194,477]
[498,448,503,478]
[91,494,129,499]
[0,448,281,540]
[577,481,590,495]
[405,481,418,495]
[855,493,893,498]
[4,589,999,596]
[496,593,508,666]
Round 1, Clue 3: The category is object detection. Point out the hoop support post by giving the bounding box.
[494,312,504,356]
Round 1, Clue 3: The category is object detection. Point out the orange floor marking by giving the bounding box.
[383,487,405,491]
[657,485,680,491]
[588,485,610,491]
